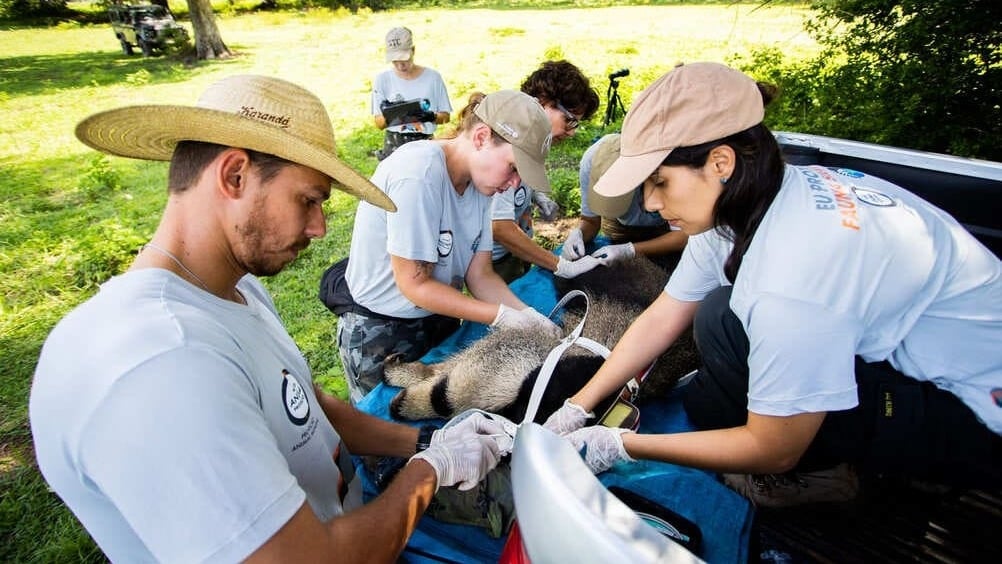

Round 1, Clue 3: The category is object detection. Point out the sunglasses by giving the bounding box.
[554,101,580,130]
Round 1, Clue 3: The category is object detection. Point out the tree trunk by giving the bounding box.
[185,0,231,60]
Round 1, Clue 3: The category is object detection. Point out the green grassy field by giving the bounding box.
[0,3,817,560]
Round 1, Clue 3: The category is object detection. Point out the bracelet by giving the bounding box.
[415,425,436,453]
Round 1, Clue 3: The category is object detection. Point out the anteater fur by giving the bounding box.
[384,256,699,422]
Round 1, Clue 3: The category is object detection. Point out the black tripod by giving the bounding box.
[602,68,629,130]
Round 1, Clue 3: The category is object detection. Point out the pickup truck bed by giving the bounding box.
[760,133,1002,563]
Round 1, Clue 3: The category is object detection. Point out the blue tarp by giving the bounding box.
[354,259,753,563]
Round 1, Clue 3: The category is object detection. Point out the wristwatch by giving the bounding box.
[415,425,436,453]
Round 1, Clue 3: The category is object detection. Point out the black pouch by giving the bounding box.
[318,257,353,315]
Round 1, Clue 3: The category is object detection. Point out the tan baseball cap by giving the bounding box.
[385,27,414,62]
[474,90,553,193]
[586,133,634,218]
[75,74,396,211]
[593,62,764,201]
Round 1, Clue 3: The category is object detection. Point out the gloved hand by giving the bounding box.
[553,255,603,279]
[411,435,501,492]
[418,110,438,123]
[564,426,635,474]
[491,305,561,339]
[543,399,593,435]
[590,242,635,265]
[432,412,507,445]
[560,227,587,260]
[532,191,561,221]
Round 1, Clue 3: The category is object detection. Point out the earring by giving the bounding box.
[720,177,729,185]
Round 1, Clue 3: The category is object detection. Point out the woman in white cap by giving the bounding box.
[372,26,452,160]
[544,62,1002,507]
[334,89,561,403]
[561,132,689,272]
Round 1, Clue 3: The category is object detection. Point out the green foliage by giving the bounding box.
[737,0,1002,161]
[0,0,68,19]
[79,154,122,199]
[68,220,146,289]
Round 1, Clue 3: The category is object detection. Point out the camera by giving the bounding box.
[608,68,630,80]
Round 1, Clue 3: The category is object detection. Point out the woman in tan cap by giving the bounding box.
[543,62,1002,507]
[31,75,505,561]
[333,89,560,403]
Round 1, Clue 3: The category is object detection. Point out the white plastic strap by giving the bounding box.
[522,291,610,425]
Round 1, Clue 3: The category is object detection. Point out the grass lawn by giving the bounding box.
[0,3,817,560]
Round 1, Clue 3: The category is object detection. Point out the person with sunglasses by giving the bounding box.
[334,90,561,404]
[490,60,603,282]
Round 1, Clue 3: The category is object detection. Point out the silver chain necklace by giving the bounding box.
[142,242,211,292]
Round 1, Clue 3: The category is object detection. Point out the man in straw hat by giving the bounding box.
[560,133,688,272]
[30,74,505,561]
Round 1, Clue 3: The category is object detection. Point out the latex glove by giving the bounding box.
[554,255,603,279]
[590,242,635,265]
[532,191,561,221]
[561,227,587,260]
[432,412,507,445]
[491,305,561,339]
[543,399,593,435]
[564,426,635,474]
[411,435,501,492]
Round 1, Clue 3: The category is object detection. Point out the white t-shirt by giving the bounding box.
[347,141,494,318]
[666,165,1002,434]
[30,271,359,562]
[490,183,534,261]
[371,67,452,135]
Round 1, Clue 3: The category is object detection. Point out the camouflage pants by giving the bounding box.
[336,311,459,404]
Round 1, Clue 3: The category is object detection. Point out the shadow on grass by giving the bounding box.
[0,49,206,98]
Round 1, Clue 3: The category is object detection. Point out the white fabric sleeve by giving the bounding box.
[491,189,517,221]
[429,70,453,113]
[79,349,305,562]
[740,293,862,416]
[386,175,444,263]
[665,230,732,301]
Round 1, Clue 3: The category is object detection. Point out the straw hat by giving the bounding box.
[594,62,763,202]
[75,74,396,211]
[473,90,553,193]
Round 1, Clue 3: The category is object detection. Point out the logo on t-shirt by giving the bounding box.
[852,187,895,207]
[992,388,1002,408]
[835,168,865,179]
[513,186,527,207]
[282,369,310,426]
[438,230,454,257]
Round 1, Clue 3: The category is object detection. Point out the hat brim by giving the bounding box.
[592,150,668,204]
[75,105,396,212]
[588,188,634,218]
[512,145,550,194]
[385,48,413,62]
